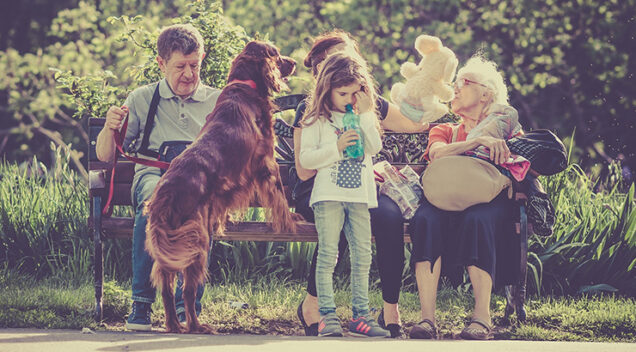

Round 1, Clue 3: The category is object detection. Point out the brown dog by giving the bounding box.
[144,41,300,333]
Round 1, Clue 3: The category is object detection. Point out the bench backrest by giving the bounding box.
[88,95,432,209]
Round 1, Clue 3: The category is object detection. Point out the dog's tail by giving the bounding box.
[144,191,210,288]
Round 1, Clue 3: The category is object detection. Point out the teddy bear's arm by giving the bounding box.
[434,82,455,102]
[400,62,419,79]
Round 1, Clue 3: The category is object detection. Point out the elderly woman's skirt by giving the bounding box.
[409,192,520,287]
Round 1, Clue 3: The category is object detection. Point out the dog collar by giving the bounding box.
[229,79,257,89]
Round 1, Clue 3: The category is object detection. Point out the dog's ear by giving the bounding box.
[261,58,284,94]
[278,56,296,78]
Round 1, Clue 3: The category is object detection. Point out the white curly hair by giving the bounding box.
[457,54,509,114]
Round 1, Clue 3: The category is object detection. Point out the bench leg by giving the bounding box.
[92,196,104,322]
[516,204,528,322]
[504,204,528,323]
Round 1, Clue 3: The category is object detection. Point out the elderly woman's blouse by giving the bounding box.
[423,123,468,161]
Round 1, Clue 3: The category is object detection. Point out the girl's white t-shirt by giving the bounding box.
[299,111,383,208]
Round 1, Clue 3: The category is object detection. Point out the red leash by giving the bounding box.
[102,108,170,216]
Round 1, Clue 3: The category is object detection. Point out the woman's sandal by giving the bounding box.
[377,308,403,338]
[408,318,437,339]
[459,318,493,340]
[296,301,319,336]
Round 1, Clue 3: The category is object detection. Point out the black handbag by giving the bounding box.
[506,129,567,176]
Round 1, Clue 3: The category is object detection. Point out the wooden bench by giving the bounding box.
[88,94,530,324]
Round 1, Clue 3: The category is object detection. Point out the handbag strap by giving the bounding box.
[136,83,161,159]
[451,124,460,143]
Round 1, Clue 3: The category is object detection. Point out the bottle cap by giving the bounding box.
[345,104,353,112]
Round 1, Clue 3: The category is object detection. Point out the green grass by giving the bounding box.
[0,269,94,329]
[517,296,636,341]
[0,272,634,342]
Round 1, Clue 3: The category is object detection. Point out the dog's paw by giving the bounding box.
[186,323,216,334]
[291,212,305,222]
[165,322,185,334]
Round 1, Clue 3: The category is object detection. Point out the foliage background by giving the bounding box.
[0,0,634,177]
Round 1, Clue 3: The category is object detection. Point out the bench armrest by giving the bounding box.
[89,169,107,191]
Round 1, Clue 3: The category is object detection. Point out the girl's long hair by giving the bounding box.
[302,51,378,127]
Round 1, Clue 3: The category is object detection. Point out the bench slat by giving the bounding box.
[98,217,412,243]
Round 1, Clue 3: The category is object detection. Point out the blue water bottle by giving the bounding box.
[343,104,364,159]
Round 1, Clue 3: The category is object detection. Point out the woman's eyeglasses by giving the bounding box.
[454,77,489,90]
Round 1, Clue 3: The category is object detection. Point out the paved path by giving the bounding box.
[0,328,634,352]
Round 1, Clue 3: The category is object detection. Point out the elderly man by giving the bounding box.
[96,24,221,331]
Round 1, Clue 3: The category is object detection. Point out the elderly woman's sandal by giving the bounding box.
[408,319,437,339]
[459,318,493,340]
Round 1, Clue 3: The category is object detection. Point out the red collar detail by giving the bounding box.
[229,79,257,89]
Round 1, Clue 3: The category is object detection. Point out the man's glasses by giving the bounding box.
[454,77,489,90]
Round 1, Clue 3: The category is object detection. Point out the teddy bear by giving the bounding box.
[390,35,458,123]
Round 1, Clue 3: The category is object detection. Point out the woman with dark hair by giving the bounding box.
[293,30,428,338]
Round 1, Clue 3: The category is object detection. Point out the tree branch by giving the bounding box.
[33,126,88,181]
[0,135,8,155]
[0,127,24,136]
[55,107,89,143]
[25,112,88,181]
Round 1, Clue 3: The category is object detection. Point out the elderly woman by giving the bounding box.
[408,55,520,340]
[294,30,428,338]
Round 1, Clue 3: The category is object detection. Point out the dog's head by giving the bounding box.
[227,41,296,96]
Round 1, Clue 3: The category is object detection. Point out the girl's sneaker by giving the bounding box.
[348,316,391,338]
[318,313,343,337]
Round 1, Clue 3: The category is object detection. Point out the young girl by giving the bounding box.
[299,52,389,338]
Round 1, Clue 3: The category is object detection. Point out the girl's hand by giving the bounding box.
[354,90,372,114]
[477,136,510,165]
[337,129,360,152]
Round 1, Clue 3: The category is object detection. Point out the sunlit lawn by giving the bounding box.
[0,273,633,342]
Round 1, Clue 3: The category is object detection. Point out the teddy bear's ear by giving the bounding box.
[415,35,442,55]
[442,52,459,83]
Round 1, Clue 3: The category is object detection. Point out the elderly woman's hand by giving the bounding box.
[477,136,510,165]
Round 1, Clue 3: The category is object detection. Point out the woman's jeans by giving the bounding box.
[131,172,205,315]
[313,201,372,319]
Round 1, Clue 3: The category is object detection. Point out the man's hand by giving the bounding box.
[477,136,510,165]
[105,105,129,133]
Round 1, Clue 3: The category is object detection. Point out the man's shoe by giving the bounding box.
[318,313,343,337]
[348,316,390,338]
[177,307,203,324]
[125,301,152,331]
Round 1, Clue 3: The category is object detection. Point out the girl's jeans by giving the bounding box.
[312,201,372,319]
[131,172,206,315]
